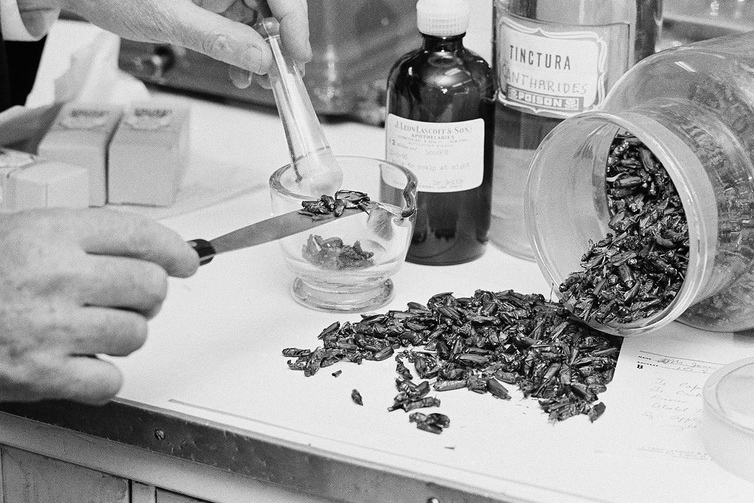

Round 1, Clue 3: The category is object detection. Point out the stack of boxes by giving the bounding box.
[1,100,191,213]
[37,104,122,207]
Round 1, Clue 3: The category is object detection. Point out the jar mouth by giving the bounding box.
[525,111,717,336]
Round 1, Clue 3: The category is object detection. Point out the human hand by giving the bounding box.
[0,208,199,404]
[58,0,311,75]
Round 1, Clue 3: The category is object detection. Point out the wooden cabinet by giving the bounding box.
[0,445,128,503]
[0,445,210,503]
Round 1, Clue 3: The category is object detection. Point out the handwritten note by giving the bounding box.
[639,351,719,433]
[597,323,754,461]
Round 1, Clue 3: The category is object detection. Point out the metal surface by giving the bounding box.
[206,207,361,256]
[0,399,510,503]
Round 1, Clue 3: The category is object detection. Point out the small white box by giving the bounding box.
[0,148,89,212]
[107,101,191,207]
[37,103,122,207]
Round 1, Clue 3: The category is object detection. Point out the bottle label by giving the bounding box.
[385,114,485,193]
[496,14,628,118]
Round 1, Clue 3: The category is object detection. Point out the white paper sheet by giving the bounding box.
[598,324,754,462]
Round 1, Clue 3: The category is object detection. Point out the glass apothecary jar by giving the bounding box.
[525,31,754,336]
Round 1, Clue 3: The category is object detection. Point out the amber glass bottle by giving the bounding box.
[385,0,494,265]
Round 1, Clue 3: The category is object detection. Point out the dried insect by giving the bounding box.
[299,191,371,217]
[282,348,311,358]
[373,345,395,361]
[433,379,467,392]
[486,378,511,400]
[409,412,451,434]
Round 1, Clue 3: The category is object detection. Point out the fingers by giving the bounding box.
[19,304,149,357]
[0,208,197,406]
[36,356,124,405]
[2,303,149,365]
[0,305,150,404]
[177,1,311,75]
[62,0,309,75]
[60,307,150,356]
[71,209,199,279]
[0,209,186,319]
[0,355,124,405]
[228,65,253,88]
[267,0,312,63]
[57,357,123,405]
[81,255,169,319]
[192,0,237,14]
[167,1,272,74]
[1,208,198,279]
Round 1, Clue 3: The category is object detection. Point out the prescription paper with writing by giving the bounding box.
[597,323,754,461]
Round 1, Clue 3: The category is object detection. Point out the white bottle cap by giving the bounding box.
[416,0,470,37]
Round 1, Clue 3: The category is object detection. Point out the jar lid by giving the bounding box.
[416,0,470,37]
[701,356,754,482]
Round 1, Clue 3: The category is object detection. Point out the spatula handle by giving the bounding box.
[187,239,216,266]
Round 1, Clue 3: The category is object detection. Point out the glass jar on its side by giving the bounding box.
[525,31,754,335]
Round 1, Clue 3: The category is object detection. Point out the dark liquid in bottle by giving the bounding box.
[386,35,495,265]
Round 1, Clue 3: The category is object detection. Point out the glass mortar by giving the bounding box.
[525,32,754,336]
[270,156,417,312]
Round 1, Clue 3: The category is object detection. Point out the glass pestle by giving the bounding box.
[256,17,344,197]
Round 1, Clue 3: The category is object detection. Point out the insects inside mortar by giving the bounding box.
[297,191,380,270]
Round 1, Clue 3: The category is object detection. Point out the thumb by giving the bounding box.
[165,2,272,74]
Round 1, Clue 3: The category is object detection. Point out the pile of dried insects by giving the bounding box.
[298,191,377,270]
[560,132,690,325]
[302,235,375,270]
[298,190,373,220]
[283,290,620,431]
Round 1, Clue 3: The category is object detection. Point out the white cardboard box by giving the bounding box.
[0,148,89,212]
[37,103,122,207]
[107,101,191,207]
